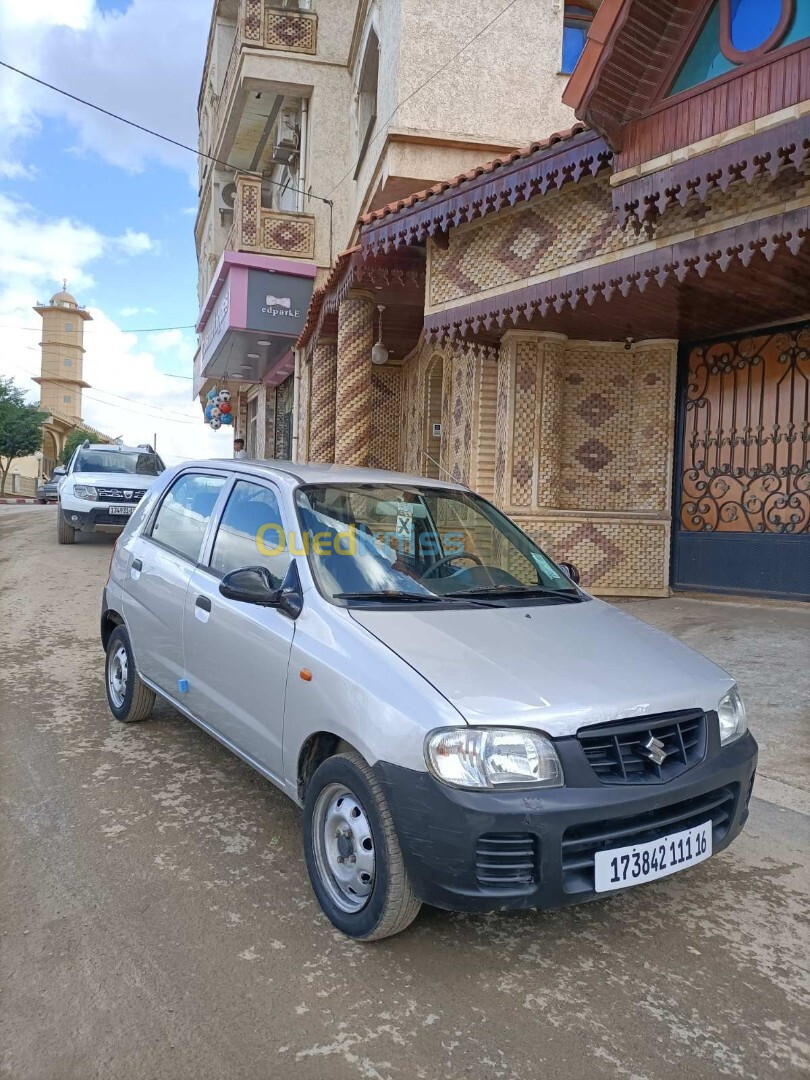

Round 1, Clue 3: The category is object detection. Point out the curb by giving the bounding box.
[0,497,37,504]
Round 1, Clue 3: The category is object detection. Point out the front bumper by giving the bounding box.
[60,505,133,531]
[375,729,757,913]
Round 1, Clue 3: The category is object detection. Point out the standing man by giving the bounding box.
[233,438,247,460]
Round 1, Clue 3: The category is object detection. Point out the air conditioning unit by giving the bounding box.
[218,181,237,218]
[277,108,299,150]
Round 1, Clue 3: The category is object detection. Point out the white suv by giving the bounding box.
[56,442,165,544]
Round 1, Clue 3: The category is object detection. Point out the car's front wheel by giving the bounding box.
[56,508,75,545]
[303,749,421,940]
[105,625,155,723]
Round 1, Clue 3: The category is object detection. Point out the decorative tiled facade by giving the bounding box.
[309,338,337,464]
[428,166,810,310]
[518,517,671,595]
[369,367,402,471]
[393,332,677,595]
[558,342,675,513]
[233,177,316,259]
[335,293,375,468]
[297,357,311,461]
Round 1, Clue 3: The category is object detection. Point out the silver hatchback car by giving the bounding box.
[102,460,757,939]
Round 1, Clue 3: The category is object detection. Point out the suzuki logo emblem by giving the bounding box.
[641,735,669,766]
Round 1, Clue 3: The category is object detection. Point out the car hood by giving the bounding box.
[350,599,734,737]
[64,472,155,492]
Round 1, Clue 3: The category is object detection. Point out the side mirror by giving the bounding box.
[219,566,281,606]
[52,466,66,477]
[558,561,581,585]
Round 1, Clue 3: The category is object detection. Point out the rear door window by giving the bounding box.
[149,473,227,563]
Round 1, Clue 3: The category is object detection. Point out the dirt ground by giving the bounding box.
[2,505,808,1080]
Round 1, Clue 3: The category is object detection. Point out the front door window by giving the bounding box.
[209,479,291,585]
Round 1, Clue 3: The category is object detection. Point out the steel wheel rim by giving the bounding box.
[107,643,129,709]
[311,783,376,913]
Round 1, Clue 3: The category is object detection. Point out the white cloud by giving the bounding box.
[0,0,209,176]
[120,305,157,318]
[0,161,37,180]
[116,229,155,256]
[0,196,221,464]
[0,193,155,290]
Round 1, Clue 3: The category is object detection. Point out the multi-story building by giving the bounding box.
[193,0,601,458]
[295,0,810,600]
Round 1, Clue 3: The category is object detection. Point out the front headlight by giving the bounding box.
[425,728,563,790]
[717,686,747,745]
[72,484,98,501]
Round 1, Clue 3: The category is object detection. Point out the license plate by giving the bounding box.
[594,820,712,893]
[109,505,134,516]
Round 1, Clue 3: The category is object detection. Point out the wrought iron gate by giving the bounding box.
[672,324,809,599]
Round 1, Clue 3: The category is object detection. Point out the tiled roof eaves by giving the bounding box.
[359,127,613,256]
[295,248,358,353]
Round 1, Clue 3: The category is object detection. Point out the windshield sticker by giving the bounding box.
[395,503,415,541]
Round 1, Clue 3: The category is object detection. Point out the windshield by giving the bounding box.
[294,484,580,604]
[74,449,164,476]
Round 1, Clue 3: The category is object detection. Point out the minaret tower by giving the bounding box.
[33,282,92,420]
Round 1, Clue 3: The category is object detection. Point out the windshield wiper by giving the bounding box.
[334,591,444,603]
[452,585,583,603]
[334,591,502,607]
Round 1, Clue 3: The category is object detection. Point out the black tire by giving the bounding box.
[104,625,155,723]
[303,749,421,941]
[57,508,75,545]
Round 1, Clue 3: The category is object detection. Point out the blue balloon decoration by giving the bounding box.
[220,413,233,425]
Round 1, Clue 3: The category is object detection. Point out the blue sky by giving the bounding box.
[0,0,224,461]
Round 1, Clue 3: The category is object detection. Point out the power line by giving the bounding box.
[327,0,522,199]
[0,60,332,206]
[4,360,201,425]
[0,322,196,334]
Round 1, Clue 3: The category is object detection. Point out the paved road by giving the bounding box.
[1,506,808,1080]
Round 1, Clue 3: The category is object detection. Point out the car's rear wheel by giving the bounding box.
[105,625,155,723]
[57,508,75,545]
[303,750,421,940]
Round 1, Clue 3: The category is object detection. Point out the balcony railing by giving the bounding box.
[232,176,316,260]
[242,1,317,55]
[209,3,317,155]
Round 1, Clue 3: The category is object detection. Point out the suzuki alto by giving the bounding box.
[101,460,757,939]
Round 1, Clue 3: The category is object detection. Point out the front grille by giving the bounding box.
[577,710,707,784]
[561,784,737,894]
[95,487,147,503]
[475,833,538,890]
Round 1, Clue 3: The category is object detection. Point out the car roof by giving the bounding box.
[80,443,156,453]
[175,458,469,492]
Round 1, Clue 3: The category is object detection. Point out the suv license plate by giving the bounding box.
[594,820,712,892]
[109,505,134,516]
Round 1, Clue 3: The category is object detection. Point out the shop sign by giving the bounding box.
[246,269,313,338]
[200,277,231,370]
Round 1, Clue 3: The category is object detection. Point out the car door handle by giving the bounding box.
[194,595,212,623]
[130,558,143,580]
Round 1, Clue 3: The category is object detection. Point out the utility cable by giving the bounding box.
[0,59,332,205]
